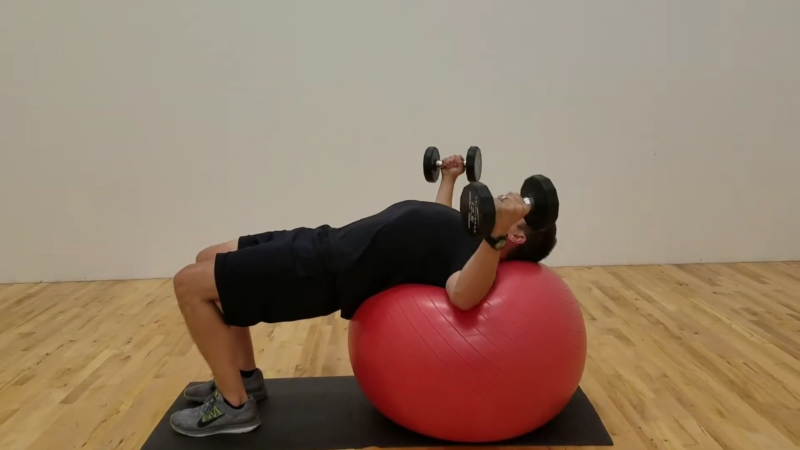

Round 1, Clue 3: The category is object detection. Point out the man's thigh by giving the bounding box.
[174,259,219,303]
[196,231,293,263]
[213,232,339,327]
[196,240,239,263]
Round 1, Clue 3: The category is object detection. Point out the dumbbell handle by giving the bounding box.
[434,157,465,168]
[500,195,534,207]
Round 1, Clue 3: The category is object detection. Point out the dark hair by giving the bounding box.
[505,223,557,263]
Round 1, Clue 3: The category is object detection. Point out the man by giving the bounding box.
[169,155,558,437]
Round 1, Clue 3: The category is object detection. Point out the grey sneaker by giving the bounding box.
[183,369,268,403]
[170,390,261,437]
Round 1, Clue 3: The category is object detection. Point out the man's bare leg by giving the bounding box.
[196,241,257,372]
[169,260,261,437]
[174,261,246,403]
[180,241,267,404]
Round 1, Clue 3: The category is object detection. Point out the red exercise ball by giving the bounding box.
[347,262,587,443]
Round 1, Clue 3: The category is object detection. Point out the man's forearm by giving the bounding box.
[435,177,457,208]
[449,241,501,310]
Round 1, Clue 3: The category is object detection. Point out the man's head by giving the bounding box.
[500,220,557,263]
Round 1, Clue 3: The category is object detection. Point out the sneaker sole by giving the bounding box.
[171,420,262,438]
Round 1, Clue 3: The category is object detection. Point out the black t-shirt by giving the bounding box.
[329,200,481,319]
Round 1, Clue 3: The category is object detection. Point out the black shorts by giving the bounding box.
[213,228,340,327]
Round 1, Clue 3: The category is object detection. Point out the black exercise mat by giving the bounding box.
[142,376,612,450]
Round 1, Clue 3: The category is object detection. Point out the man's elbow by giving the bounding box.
[445,271,492,311]
[448,291,484,311]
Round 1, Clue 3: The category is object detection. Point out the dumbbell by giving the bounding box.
[459,175,559,237]
[423,146,482,183]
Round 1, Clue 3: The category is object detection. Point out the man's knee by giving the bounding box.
[196,240,238,263]
[173,261,218,309]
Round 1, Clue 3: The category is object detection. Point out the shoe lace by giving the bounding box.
[200,393,218,419]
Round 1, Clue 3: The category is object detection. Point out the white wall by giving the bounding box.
[1,1,799,283]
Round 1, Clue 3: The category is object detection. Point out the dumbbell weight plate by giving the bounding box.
[460,181,497,237]
[423,146,441,183]
[465,146,482,182]
[521,175,559,230]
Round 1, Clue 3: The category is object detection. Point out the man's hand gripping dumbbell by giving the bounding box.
[459,175,559,251]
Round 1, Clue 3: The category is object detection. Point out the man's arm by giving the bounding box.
[445,242,501,310]
[445,192,531,310]
[435,177,457,208]
[434,155,464,208]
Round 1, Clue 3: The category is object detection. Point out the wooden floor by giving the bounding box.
[0,262,799,450]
